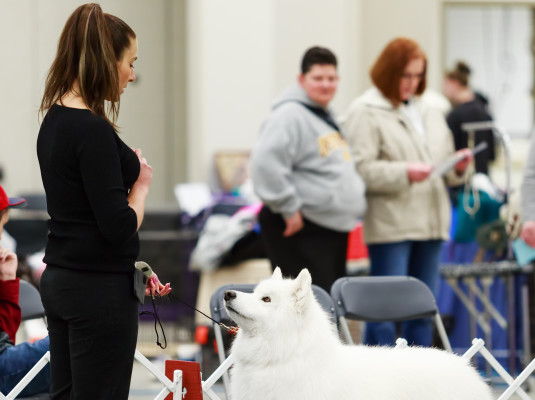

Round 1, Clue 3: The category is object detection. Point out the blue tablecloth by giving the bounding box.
[437,208,527,371]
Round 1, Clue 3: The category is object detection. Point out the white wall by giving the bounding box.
[186,0,365,185]
[271,0,363,113]
[446,5,534,137]
[0,0,185,207]
[186,0,275,185]
[0,1,39,195]
[2,0,535,206]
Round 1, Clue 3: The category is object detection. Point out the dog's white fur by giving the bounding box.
[225,268,493,400]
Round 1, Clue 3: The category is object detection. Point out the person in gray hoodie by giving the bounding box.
[249,46,366,291]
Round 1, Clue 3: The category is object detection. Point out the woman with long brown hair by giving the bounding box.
[37,4,170,399]
[344,37,471,347]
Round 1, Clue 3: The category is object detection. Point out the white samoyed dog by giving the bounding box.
[224,267,493,400]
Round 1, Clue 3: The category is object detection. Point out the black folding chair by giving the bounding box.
[330,276,452,352]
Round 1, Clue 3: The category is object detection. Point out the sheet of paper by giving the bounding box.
[431,141,488,178]
[512,238,535,266]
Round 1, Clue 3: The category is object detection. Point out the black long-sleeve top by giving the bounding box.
[446,100,495,175]
[37,104,140,273]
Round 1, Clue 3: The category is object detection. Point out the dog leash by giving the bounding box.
[140,290,239,348]
[139,293,168,349]
[138,261,239,348]
[169,292,239,334]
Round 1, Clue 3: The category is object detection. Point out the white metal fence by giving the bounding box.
[1,339,534,400]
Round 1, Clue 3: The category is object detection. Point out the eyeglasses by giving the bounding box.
[401,73,424,81]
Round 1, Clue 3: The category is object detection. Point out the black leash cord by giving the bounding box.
[140,291,238,349]
[139,294,167,349]
[169,292,222,326]
[169,292,239,333]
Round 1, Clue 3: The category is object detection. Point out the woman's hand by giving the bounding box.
[0,248,17,281]
[407,162,433,182]
[145,273,172,297]
[132,148,153,190]
[283,211,304,237]
[521,221,535,248]
[454,148,473,173]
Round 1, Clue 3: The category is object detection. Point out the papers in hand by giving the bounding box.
[431,141,488,178]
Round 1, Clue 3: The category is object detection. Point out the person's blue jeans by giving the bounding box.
[0,336,50,397]
[364,240,443,347]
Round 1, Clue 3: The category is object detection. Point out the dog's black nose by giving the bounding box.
[224,290,236,301]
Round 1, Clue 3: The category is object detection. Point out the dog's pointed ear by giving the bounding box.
[272,267,283,280]
[293,269,312,314]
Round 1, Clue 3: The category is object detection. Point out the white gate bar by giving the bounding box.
[497,357,535,400]
[134,350,176,392]
[172,370,183,400]
[5,351,50,400]
[462,338,486,360]
[395,338,408,349]
[465,278,507,329]
[1,349,183,400]
[476,346,531,400]
[9,340,535,400]
[203,388,223,400]
[447,279,491,334]
[202,353,235,393]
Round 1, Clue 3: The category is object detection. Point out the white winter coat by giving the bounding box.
[344,87,464,244]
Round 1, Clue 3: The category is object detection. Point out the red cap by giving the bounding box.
[0,184,26,212]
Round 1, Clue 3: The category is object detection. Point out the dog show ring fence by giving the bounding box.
[3,338,535,400]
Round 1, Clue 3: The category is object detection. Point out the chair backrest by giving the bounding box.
[210,283,337,325]
[330,276,438,322]
[311,284,337,325]
[330,276,452,352]
[19,279,45,320]
[5,219,49,256]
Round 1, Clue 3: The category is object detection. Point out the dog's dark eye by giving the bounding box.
[262,296,271,303]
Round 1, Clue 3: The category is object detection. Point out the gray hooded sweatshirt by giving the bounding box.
[250,84,366,232]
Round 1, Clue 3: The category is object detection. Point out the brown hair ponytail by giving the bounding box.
[40,3,136,129]
[445,61,471,87]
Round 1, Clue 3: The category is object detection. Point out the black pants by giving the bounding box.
[40,265,138,400]
[258,206,349,291]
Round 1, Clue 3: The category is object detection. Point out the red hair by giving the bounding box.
[370,37,427,107]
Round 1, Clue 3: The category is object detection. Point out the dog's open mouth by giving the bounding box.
[225,304,253,321]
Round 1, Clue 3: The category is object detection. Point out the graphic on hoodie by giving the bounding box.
[318,131,351,161]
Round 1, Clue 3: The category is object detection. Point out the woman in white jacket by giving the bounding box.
[344,37,471,347]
